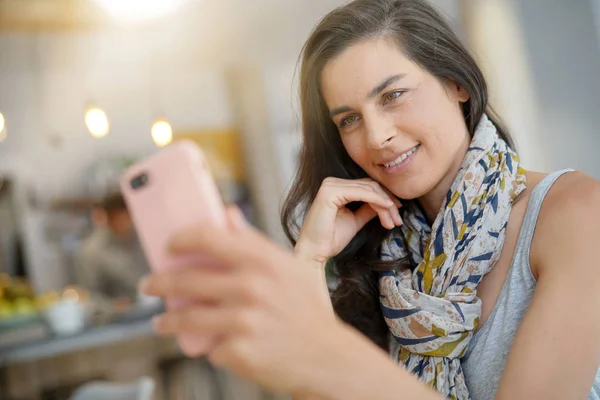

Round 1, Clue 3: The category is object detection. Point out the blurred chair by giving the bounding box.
[70,376,154,400]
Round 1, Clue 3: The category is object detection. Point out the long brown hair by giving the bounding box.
[281,0,513,350]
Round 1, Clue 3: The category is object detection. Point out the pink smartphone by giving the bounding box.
[120,140,227,357]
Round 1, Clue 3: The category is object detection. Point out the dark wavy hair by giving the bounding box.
[281,0,513,350]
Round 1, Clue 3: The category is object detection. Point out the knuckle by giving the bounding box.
[363,183,377,193]
[319,179,337,194]
[321,177,335,188]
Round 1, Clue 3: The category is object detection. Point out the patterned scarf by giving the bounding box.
[379,115,527,399]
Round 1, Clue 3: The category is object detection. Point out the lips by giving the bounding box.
[379,145,420,167]
[378,144,420,174]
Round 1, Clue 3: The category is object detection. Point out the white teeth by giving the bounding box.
[384,146,418,168]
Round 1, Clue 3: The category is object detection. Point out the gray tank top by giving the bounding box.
[462,169,600,400]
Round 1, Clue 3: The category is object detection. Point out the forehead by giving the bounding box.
[321,38,421,105]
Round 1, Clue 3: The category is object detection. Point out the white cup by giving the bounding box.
[44,299,86,336]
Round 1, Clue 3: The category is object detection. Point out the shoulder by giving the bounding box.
[535,170,600,225]
[530,170,600,277]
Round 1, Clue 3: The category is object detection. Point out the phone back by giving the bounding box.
[120,140,226,356]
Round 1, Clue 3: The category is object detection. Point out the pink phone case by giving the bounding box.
[120,140,227,357]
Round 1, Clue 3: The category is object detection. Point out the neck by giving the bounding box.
[418,135,471,225]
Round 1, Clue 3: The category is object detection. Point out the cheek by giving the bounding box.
[341,135,369,168]
[401,86,466,156]
[422,130,459,166]
[407,82,457,127]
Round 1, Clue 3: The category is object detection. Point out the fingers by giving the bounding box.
[153,306,244,336]
[170,205,247,250]
[168,205,281,266]
[140,268,269,306]
[362,181,402,228]
[321,177,402,229]
[322,178,392,209]
[141,269,233,300]
[352,203,380,230]
[172,227,268,263]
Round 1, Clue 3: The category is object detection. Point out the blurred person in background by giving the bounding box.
[76,191,149,313]
[140,0,600,400]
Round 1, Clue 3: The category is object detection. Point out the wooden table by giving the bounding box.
[0,318,223,400]
[0,320,155,366]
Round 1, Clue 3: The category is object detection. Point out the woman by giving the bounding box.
[140,0,600,399]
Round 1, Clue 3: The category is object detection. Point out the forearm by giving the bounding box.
[293,242,334,315]
[302,325,442,400]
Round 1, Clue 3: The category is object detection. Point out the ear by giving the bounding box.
[444,79,470,103]
[455,84,470,103]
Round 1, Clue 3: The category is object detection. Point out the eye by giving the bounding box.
[383,90,404,104]
[339,114,360,128]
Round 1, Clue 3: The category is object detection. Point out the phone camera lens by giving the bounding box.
[130,173,149,190]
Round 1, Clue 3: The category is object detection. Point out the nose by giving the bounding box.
[363,113,396,149]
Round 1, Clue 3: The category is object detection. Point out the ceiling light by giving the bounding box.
[95,0,188,23]
[85,107,110,138]
[0,113,6,143]
[151,118,173,147]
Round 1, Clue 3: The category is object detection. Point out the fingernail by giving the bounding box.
[386,215,395,229]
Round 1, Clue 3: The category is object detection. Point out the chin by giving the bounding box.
[394,190,426,202]
[381,184,426,202]
[378,174,433,201]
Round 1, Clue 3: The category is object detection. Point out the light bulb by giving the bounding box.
[85,107,109,138]
[0,113,6,143]
[151,119,173,147]
[95,0,187,23]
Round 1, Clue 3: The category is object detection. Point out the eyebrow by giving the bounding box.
[328,73,407,119]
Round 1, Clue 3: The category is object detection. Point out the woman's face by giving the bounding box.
[321,38,471,201]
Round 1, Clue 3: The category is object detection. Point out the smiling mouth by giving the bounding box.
[381,145,420,168]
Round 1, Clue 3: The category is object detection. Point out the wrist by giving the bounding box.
[294,241,328,270]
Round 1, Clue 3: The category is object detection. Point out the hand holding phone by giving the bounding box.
[121,140,227,357]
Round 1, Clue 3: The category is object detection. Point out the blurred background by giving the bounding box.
[0,0,598,399]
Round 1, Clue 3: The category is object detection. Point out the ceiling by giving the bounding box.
[0,0,109,31]
[0,0,351,32]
